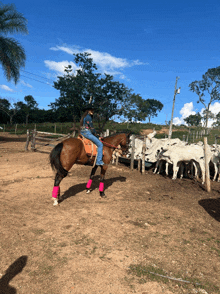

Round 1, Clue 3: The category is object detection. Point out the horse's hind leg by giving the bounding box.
[86,165,98,193]
[52,172,65,206]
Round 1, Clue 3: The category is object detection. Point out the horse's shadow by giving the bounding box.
[60,176,126,202]
[198,198,220,222]
[0,256,28,294]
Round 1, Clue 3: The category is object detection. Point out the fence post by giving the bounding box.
[116,154,119,165]
[106,129,109,136]
[25,129,30,151]
[142,136,146,174]
[130,134,135,170]
[138,158,141,172]
[31,130,36,151]
[54,123,56,134]
[15,124,17,134]
[3,124,5,132]
[204,137,211,192]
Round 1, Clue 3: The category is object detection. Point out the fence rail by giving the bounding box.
[25,129,71,151]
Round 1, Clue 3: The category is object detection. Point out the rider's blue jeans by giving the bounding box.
[80,129,103,165]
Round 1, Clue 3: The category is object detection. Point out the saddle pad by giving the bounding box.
[78,136,97,156]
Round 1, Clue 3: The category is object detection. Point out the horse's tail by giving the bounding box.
[49,142,68,177]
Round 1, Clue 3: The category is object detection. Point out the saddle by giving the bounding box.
[78,135,99,157]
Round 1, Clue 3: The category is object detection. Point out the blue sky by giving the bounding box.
[1,0,220,125]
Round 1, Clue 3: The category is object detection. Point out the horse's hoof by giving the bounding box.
[86,189,91,194]
[53,199,59,206]
[100,192,107,198]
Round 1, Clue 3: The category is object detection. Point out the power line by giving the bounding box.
[21,69,55,82]
[20,74,53,86]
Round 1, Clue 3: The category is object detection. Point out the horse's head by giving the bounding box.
[120,133,130,156]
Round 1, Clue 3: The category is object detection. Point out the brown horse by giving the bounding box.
[49,133,130,205]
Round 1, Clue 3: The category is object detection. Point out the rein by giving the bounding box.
[101,140,121,149]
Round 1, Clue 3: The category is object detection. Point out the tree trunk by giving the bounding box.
[205,114,208,128]
[26,114,29,125]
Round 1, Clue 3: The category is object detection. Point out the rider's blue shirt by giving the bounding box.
[83,114,96,135]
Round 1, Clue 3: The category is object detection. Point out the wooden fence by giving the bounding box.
[25,129,71,151]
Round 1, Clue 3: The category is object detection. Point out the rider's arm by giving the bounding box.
[85,114,97,135]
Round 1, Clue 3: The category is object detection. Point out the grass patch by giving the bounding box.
[31,228,45,235]
[128,263,220,293]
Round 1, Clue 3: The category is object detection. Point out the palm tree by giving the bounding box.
[0,3,28,84]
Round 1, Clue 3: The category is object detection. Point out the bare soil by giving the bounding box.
[0,132,220,294]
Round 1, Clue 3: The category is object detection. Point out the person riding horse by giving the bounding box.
[80,104,104,166]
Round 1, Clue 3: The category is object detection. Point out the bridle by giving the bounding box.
[101,134,129,155]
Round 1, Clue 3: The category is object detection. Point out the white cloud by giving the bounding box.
[173,101,220,127]
[0,85,14,92]
[49,45,145,76]
[44,60,78,74]
[173,117,183,125]
[173,102,196,125]
[208,102,220,115]
[20,80,33,88]
[200,102,220,127]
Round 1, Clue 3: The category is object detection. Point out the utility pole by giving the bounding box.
[168,76,181,139]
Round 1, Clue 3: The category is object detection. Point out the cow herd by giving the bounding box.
[126,131,220,184]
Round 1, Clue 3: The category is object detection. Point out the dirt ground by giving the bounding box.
[0,132,220,294]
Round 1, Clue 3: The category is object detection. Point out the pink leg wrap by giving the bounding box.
[86,179,92,189]
[52,186,60,198]
[99,182,104,192]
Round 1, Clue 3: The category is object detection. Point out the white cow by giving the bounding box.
[209,144,220,181]
[145,137,187,163]
[156,144,213,184]
[127,131,157,160]
[112,145,123,164]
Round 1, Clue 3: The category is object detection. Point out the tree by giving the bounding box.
[189,66,220,128]
[120,95,163,123]
[51,52,132,130]
[0,97,18,124]
[212,112,220,127]
[144,99,163,122]
[201,109,215,127]
[183,112,202,126]
[0,3,28,84]
[23,95,38,124]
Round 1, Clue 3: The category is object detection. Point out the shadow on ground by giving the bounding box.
[60,176,126,202]
[198,198,220,222]
[0,136,26,143]
[0,256,28,294]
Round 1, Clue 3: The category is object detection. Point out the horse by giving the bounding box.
[49,132,130,205]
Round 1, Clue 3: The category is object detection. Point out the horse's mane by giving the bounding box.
[102,132,127,141]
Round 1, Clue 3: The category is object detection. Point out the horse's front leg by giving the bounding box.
[99,166,107,198]
[86,165,98,193]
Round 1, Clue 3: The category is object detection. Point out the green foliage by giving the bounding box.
[189,66,220,127]
[212,112,220,127]
[183,112,202,126]
[120,94,163,123]
[50,52,132,130]
[0,3,28,84]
